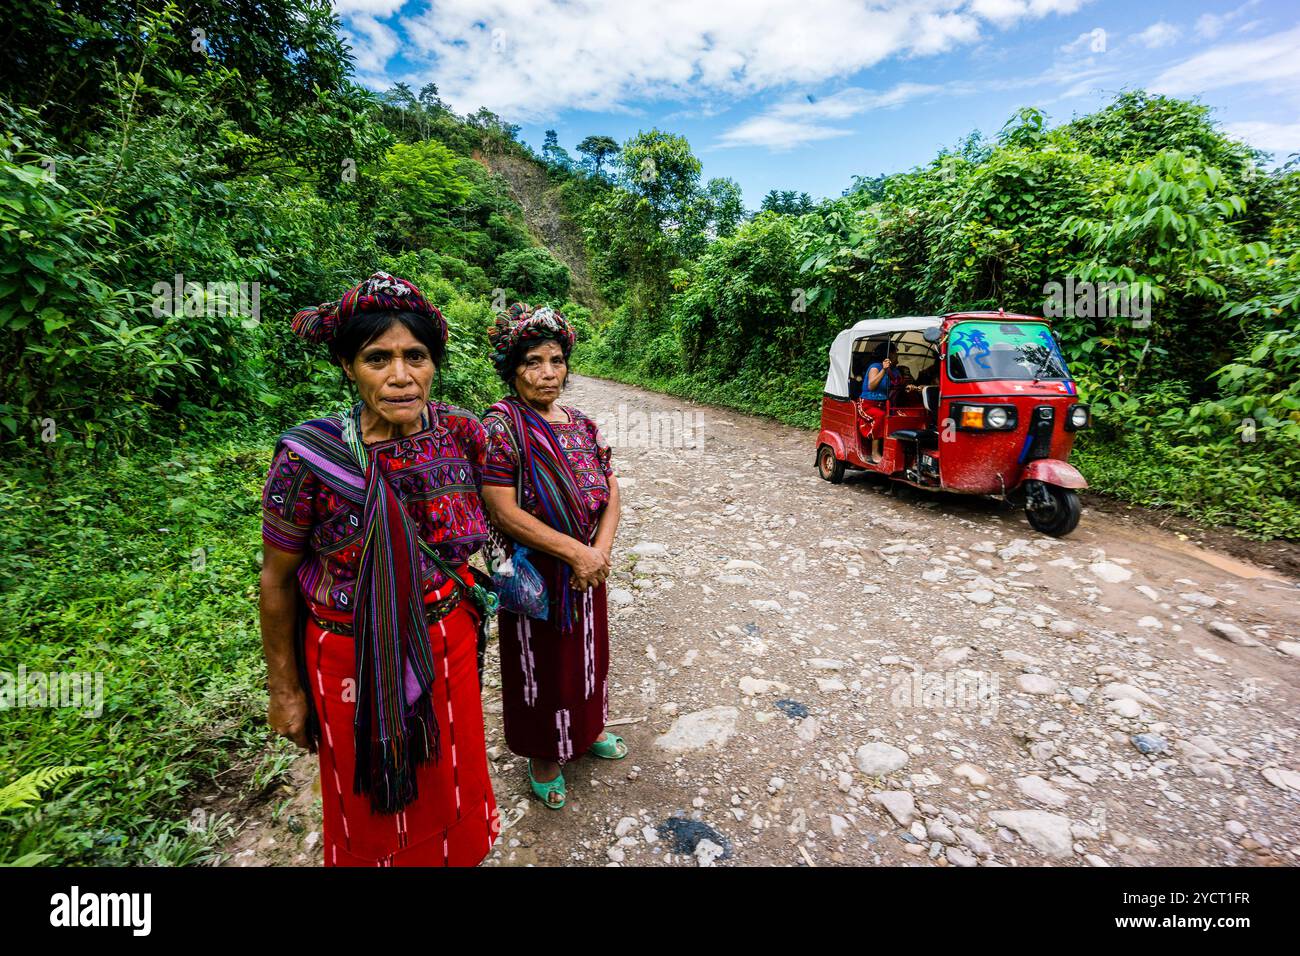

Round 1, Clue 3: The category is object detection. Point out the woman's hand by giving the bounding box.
[268,684,310,749]
[568,543,610,590]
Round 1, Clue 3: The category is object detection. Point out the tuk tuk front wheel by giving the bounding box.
[1024,481,1081,537]
[817,445,845,484]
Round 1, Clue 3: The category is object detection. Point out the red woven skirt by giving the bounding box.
[304,587,498,867]
[497,576,610,763]
[857,399,887,439]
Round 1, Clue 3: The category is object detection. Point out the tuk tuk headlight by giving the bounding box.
[1065,404,1090,431]
[954,403,1017,430]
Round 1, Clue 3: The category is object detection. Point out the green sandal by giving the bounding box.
[528,760,566,809]
[588,732,628,760]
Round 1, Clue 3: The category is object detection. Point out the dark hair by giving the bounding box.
[498,334,572,393]
[328,310,446,391]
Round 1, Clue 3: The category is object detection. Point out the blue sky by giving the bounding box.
[335,0,1300,206]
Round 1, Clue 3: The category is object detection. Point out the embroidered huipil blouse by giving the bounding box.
[480,405,614,524]
[261,403,490,613]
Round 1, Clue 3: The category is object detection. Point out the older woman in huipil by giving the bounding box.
[259,272,498,865]
[480,303,623,810]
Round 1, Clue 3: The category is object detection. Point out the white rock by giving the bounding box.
[608,588,634,606]
[933,646,972,668]
[816,678,847,693]
[988,810,1074,859]
[946,846,978,867]
[1136,616,1162,629]
[1048,620,1080,637]
[738,676,787,696]
[871,791,918,825]
[1090,561,1133,584]
[606,846,625,863]
[1276,642,1300,660]
[927,820,957,844]
[694,839,724,867]
[965,590,995,605]
[855,743,910,776]
[1067,765,1100,784]
[1017,674,1059,695]
[615,817,639,838]
[1106,698,1142,719]
[953,763,990,787]
[796,717,820,742]
[1206,620,1262,647]
[1014,775,1071,808]
[1101,682,1161,710]
[1262,767,1300,793]
[654,706,739,753]
[632,542,667,556]
[955,826,992,857]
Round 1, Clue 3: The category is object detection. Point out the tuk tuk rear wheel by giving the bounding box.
[1025,483,1081,537]
[817,445,845,484]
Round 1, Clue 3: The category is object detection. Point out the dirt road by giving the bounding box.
[220,374,1300,867]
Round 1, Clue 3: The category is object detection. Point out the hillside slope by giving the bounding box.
[473,149,607,317]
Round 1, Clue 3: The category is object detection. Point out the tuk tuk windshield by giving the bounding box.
[947,321,1070,382]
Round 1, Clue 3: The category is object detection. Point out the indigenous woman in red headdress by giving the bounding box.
[258,272,498,866]
[480,303,624,810]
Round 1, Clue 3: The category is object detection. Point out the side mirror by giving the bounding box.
[922,326,941,343]
[922,386,939,412]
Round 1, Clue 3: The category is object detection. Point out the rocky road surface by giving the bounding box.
[219,374,1300,867]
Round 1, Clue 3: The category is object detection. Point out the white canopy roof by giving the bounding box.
[824,316,941,398]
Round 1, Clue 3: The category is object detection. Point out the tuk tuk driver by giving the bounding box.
[857,344,918,461]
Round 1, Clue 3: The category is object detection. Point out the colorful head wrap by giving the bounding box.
[292,271,447,347]
[487,301,576,374]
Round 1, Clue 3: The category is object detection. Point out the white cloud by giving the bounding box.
[1152,24,1300,97]
[340,0,1095,119]
[971,0,1090,27]
[1134,21,1181,49]
[342,14,402,76]
[1194,1,1261,41]
[1223,120,1300,158]
[717,83,957,150]
[333,0,406,13]
[715,116,855,150]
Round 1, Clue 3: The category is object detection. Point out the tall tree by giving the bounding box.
[618,129,701,228]
[576,134,620,178]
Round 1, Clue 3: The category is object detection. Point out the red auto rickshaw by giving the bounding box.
[815,312,1090,536]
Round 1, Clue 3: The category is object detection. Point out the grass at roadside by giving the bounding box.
[0,427,292,865]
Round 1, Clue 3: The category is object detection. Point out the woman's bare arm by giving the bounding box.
[481,484,609,587]
[259,543,309,748]
[592,474,621,559]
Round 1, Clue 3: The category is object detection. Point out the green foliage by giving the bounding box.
[375,140,474,236]
[578,92,1300,537]
[496,246,571,303]
[618,129,702,228]
[576,135,620,178]
[0,766,85,813]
